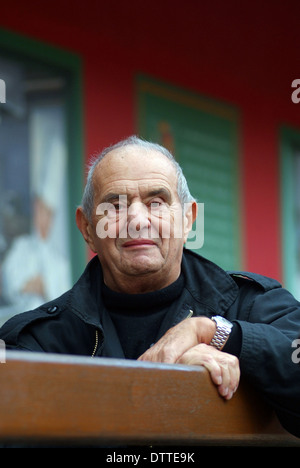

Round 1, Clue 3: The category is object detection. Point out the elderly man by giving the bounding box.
[0,136,300,437]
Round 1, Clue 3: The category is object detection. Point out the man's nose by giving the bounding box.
[127,202,151,233]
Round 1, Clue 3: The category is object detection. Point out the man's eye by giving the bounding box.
[150,199,168,210]
[150,201,162,208]
[113,203,126,211]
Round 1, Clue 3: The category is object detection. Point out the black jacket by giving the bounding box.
[1,249,300,437]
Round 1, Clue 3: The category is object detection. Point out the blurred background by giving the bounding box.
[0,0,299,324]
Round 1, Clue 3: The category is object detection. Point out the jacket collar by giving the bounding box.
[182,248,239,315]
[68,249,239,325]
[67,255,103,328]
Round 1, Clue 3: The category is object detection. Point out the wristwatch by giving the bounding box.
[210,316,233,350]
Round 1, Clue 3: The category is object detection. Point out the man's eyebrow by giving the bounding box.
[100,193,125,203]
[147,188,172,201]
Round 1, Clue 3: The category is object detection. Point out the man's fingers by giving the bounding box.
[138,317,216,363]
[176,343,240,400]
[138,318,199,363]
[217,353,240,400]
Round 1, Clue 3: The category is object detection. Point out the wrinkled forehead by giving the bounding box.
[92,145,178,196]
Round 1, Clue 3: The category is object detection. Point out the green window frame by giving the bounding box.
[0,28,85,282]
[280,126,300,300]
[137,76,241,271]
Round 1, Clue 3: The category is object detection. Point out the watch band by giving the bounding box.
[210,316,233,350]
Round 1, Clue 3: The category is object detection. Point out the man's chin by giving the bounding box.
[122,251,163,275]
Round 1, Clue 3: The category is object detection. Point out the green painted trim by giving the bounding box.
[280,126,300,295]
[65,60,86,282]
[0,27,85,282]
[136,75,242,270]
[0,28,79,70]
[136,74,238,122]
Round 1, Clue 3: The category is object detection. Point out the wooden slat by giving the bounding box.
[0,351,299,446]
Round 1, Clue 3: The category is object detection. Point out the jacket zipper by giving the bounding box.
[91,329,99,358]
[185,309,194,319]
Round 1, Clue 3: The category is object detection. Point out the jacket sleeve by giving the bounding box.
[232,283,300,437]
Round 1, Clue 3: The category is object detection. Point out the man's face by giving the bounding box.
[78,146,195,292]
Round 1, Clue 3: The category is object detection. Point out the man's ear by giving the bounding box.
[76,207,97,253]
[183,201,198,243]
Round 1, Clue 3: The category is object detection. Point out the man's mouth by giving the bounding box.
[122,239,157,248]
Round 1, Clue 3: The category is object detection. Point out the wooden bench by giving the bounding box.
[0,351,299,447]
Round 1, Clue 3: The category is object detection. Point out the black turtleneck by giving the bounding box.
[102,274,185,360]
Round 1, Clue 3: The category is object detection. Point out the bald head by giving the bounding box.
[81,136,194,222]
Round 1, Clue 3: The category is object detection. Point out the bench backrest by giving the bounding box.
[0,351,299,446]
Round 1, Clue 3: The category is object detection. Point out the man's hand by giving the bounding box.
[176,343,240,400]
[138,317,216,363]
[138,317,240,400]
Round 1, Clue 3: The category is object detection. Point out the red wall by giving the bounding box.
[1,0,300,281]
